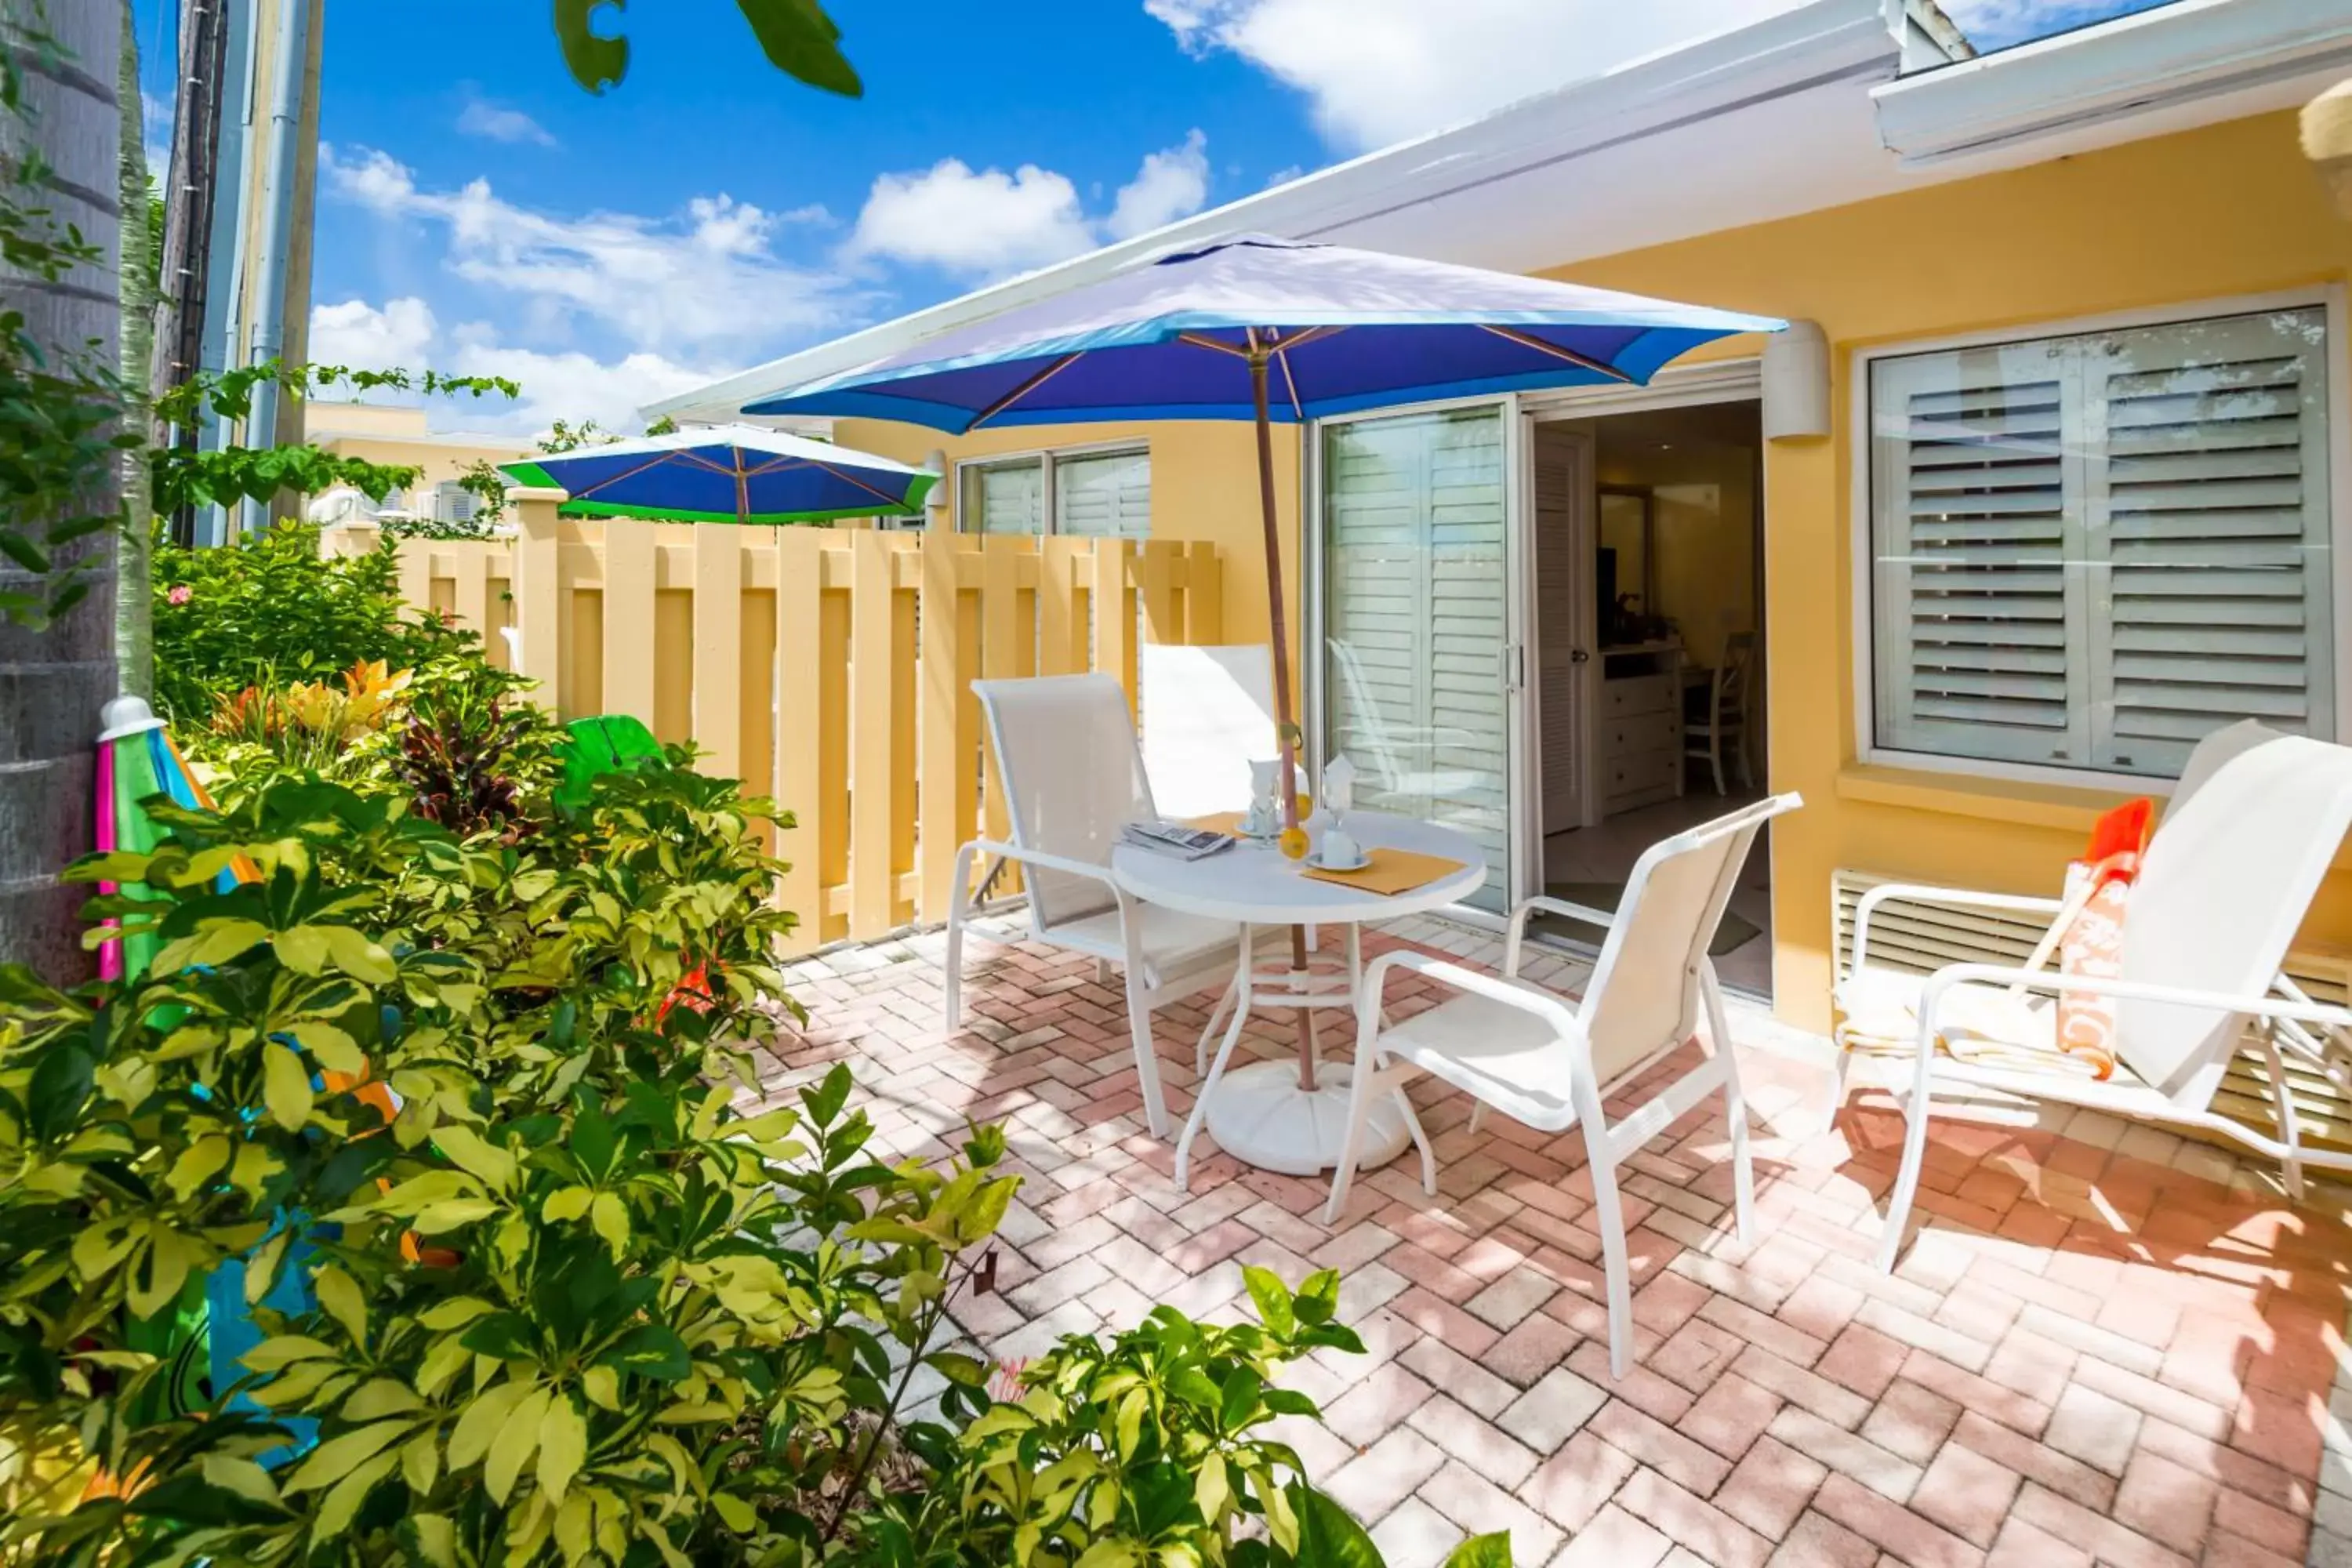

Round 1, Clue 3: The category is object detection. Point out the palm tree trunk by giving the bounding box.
[117,0,154,701]
[0,2,123,980]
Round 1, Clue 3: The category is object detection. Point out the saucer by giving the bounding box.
[1305,848,1371,873]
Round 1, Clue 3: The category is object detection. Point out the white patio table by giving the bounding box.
[1111,809,1488,1189]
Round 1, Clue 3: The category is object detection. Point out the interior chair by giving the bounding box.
[1325,793,1803,1377]
[1684,630,1755,797]
[944,673,1243,1138]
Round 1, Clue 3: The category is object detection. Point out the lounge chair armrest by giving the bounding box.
[1504,894,1619,976]
[1849,883,2067,980]
[1358,949,1581,1039]
[1912,962,2352,1039]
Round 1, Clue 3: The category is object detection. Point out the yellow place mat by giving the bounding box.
[1301,848,1468,897]
[1187,797,1310,837]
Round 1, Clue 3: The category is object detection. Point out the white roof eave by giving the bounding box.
[1873,0,2352,164]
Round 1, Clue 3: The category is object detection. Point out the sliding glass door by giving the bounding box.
[1316,401,1525,913]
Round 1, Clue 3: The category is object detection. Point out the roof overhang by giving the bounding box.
[1873,0,2352,165]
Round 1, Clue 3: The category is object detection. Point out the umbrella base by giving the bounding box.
[1200,1059,1414,1178]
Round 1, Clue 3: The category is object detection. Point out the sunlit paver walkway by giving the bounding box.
[760,914,2352,1568]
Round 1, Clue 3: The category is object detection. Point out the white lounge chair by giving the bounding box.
[1842,728,2352,1273]
[1325,793,1802,1377]
[945,673,1243,1139]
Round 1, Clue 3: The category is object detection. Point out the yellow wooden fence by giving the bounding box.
[325,490,1221,952]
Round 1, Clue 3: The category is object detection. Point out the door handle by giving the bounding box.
[1570,648,1591,665]
[1501,644,1526,692]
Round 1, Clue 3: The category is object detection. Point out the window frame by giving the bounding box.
[1846,285,2352,793]
[951,440,1151,537]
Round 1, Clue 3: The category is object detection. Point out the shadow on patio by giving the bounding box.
[758,915,2352,1568]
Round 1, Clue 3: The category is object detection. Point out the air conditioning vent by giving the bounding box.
[1832,870,2351,1157]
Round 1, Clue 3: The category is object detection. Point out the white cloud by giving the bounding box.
[303,296,725,438]
[1106,129,1210,241]
[1146,0,1801,150]
[456,93,557,148]
[309,296,440,372]
[848,158,1096,277]
[441,336,728,437]
[319,143,856,357]
[850,131,1214,278]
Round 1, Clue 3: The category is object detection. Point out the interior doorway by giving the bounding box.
[1526,398,1773,995]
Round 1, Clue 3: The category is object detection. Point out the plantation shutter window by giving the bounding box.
[962,458,1044,535]
[1054,449,1151,539]
[1870,307,2335,779]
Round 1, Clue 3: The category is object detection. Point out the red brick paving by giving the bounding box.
[765,922,2352,1566]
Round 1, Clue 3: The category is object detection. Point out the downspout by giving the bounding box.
[239,0,310,536]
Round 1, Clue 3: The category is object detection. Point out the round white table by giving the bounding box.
[1111,810,1488,1188]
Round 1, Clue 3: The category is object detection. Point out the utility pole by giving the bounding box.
[151,0,227,547]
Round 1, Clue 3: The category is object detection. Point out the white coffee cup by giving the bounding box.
[1321,827,1366,869]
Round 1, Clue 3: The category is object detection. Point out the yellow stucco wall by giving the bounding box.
[1558,107,2352,1029]
[832,419,1308,677]
[828,107,2352,1033]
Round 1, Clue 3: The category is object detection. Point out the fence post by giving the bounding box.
[318,518,382,560]
[507,487,564,699]
[1092,540,1134,713]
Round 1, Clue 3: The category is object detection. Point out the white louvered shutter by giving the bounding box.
[1871,307,2334,779]
[1871,343,2082,765]
[1054,449,1151,539]
[1323,407,1510,911]
[964,459,1043,534]
[2080,311,2333,775]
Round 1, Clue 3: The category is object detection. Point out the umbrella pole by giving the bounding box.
[1249,347,1320,1094]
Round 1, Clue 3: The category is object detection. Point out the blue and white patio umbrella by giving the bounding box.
[499,423,938,524]
[747,233,1782,1094]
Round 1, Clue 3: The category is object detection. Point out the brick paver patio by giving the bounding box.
[763,914,2352,1568]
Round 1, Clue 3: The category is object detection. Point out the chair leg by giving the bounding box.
[2260,1033,2307,1202]
[1821,1044,1853,1138]
[1468,1102,1491,1138]
[1195,976,1239,1076]
[1323,1045,1383,1225]
[1123,969,1171,1142]
[1397,1086,1437,1196]
[942,909,967,1033]
[1701,966,1755,1243]
[1587,1137,1637,1380]
[1875,1048,1937,1274]
[1710,731,1726,798]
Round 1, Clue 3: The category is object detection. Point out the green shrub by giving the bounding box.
[151,522,474,724]
[0,753,1499,1565]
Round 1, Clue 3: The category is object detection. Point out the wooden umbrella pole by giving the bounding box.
[1249,341,1320,1094]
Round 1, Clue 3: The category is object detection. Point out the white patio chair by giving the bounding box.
[1845,728,2352,1274]
[1138,643,1278,819]
[1328,638,1486,804]
[1325,793,1803,1377]
[945,673,1243,1139]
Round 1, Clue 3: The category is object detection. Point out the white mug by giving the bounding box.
[1321,827,1366,869]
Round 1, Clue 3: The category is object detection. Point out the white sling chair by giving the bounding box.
[1847,730,2352,1274]
[1326,793,1802,1378]
[945,674,1243,1139]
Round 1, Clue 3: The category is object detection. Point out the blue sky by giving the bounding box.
[135,0,2163,435]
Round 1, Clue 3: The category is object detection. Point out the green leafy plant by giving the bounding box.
[151,521,474,723]
[553,0,862,99]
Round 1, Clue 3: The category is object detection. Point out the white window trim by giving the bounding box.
[1846,284,2352,794]
[951,439,1151,536]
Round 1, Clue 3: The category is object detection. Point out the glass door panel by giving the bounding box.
[1321,405,1513,911]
